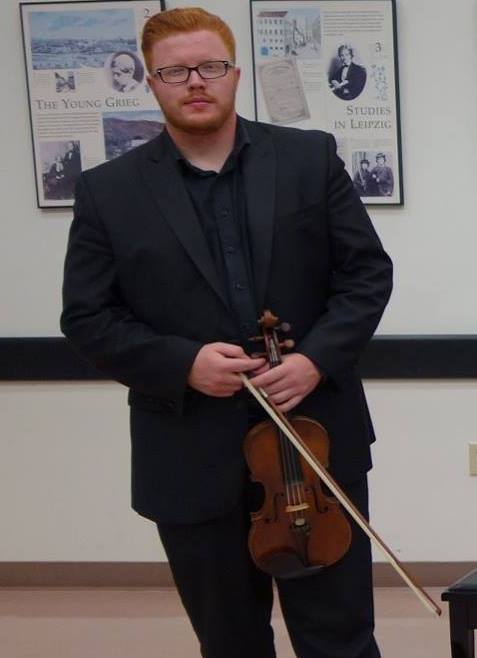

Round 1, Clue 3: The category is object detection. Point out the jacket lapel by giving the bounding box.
[139,134,228,309]
[241,122,276,311]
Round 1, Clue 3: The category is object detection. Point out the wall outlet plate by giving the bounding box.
[469,444,477,476]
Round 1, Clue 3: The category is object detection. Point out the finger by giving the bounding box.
[215,343,247,358]
[268,388,296,404]
[224,357,266,373]
[276,395,302,413]
[249,366,284,388]
[249,364,270,377]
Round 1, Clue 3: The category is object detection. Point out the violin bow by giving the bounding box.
[240,373,442,618]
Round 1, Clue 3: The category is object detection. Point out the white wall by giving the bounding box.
[1,0,477,563]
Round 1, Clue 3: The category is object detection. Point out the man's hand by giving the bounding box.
[188,343,265,397]
[249,353,322,413]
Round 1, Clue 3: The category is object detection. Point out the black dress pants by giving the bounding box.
[156,477,380,658]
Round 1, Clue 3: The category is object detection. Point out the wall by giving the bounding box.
[1,0,477,563]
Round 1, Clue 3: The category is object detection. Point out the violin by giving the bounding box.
[241,311,442,616]
[243,310,352,579]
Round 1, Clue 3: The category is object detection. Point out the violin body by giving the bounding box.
[244,415,352,579]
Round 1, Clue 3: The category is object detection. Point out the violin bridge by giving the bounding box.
[285,503,309,513]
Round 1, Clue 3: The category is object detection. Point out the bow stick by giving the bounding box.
[240,373,442,618]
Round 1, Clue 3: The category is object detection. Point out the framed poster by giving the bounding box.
[250,0,403,205]
[20,0,165,208]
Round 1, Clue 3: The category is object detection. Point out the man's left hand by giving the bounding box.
[248,353,322,413]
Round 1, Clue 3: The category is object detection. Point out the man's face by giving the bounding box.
[376,156,385,167]
[147,30,240,135]
[339,49,352,66]
[111,54,135,90]
[360,161,369,171]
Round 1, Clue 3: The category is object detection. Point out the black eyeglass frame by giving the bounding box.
[151,60,235,84]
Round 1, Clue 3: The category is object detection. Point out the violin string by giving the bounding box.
[270,332,304,521]
[266,322,308,526]
[278,429,293,508]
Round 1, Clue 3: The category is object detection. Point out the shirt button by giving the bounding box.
[221,209,230,219]
[234,283,245,291]
[225,246,236,255]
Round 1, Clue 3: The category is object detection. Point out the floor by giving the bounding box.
[0,586,456,657]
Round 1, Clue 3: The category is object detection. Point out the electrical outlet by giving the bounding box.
[469,444,477,476]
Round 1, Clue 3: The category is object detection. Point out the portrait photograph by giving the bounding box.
[105,50,145,93]
[352,150,394,198]
[40,140,82,201]
[328,44,367,101]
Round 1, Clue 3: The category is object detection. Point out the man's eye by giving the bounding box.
[168,67,186,77]
[202,63,220,72]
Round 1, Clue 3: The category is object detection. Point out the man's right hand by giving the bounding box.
[188,343,265,397]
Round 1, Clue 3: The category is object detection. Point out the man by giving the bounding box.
[110,51,143,92]
[61,7,392,658]
[329,44,367,100]
[371,153,394,197]
[62,141,82,197]
[353,158,378,197]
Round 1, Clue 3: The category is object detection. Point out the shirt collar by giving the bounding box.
[163,116,251,173]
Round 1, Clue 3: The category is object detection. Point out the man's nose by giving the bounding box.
[187,69,205,87]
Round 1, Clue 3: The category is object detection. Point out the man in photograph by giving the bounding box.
[371,152,394,196]
[110,51,143,92]
[62,141,82,197]
[61,7,392,658]
[353,157,378,197]
[329,44,367,100]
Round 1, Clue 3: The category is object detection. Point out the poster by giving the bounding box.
[20,0,164,208]
[251,0,403,205]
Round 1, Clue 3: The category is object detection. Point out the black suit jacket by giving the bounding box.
[61,118,392,523]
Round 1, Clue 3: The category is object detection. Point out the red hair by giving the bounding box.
[142,7,236,73]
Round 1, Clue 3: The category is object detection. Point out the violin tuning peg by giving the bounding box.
[248,335,264,343]
[278,339,295,350]
[280,322,292,333]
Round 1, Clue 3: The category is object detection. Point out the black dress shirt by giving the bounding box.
[164,121,259,345]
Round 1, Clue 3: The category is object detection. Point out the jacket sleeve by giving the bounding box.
[295,133,393,381]
[60,174,203,408]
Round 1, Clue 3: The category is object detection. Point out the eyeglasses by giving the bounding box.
[152,60,234,84]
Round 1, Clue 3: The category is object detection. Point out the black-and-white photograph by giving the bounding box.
[54,70,75,92]
[328,44,367,101]
[105,50,145,93]
[40,140,82,201]
[28,7,138,70]
[352,150,394,198]
[103,110,164,160]
[255,7,321,59]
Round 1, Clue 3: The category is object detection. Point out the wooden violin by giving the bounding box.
[243,310,352,579]
[241,310,442,616]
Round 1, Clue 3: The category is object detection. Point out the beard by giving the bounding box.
[160,93,237,136]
